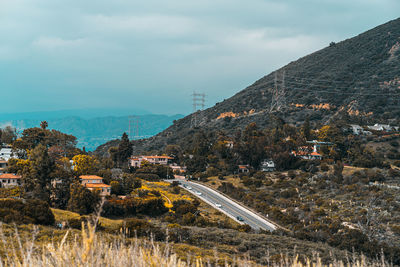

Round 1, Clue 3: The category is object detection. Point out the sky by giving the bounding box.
[0,0,399,115]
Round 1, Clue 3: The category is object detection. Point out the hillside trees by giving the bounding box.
[110,133,133,168]
[13,127,77,157]
[0,126,17,144]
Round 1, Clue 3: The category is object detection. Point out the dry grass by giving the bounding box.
[0,222,391,267]
[52,208,123,232]
[140,181,192,209]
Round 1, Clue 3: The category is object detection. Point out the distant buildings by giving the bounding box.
[349,124,399,135]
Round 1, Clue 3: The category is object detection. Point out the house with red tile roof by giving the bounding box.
[238,165,250,173]
[0,173,22,188]
[291,146,322,160]
[79,175,111,196]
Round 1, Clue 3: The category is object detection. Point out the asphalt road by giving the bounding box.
[171,179,277,231]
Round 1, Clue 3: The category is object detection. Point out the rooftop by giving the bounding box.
[0,173,21,179]
[84,183,111,188]
[79,175,103,180]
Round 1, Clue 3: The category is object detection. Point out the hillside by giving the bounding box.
[110,18,400,153]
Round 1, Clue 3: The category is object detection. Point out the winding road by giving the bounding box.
[169,179,277,231]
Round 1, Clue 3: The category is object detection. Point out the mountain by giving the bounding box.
[102,17,400,153]
[1,114,183,151]
[0,108,150,121]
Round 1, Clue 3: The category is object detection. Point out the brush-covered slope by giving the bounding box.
[98,18,400,153]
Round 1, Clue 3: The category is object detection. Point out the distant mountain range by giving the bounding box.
[0,110,184,151]
[100,17,400,153]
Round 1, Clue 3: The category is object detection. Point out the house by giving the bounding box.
[224,141,234,149]
[0,160,7,174]
[238,165,250,173]
[367,124,397,132]
[261,159,275,172]
[0,146,14,161]
[349,125,372,135]
[170,163,187,174]
[79,175,111,196]
[0,173,21,188]
[291,145,323,160]
[129,155,173,168]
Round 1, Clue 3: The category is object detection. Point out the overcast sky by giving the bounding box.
[0,0,399,115]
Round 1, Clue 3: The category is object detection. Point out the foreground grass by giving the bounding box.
[0,221,392,267]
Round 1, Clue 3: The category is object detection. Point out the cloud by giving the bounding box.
[32,37,87,49]
[0,0,398,114]
[84,14,196,38]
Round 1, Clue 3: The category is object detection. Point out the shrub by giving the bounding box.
[123,218,165,241]
[0,199,55,225]
[135,173,160,181]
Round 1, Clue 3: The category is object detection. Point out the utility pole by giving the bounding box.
[128,116,140,140]
[270,70,286,112]
[191,91,206,128]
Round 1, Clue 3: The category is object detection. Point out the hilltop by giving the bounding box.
[105,18,400,153]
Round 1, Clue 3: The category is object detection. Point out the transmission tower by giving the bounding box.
[269,70,286,112]
[191,91,206,127]
[128,116,140,140]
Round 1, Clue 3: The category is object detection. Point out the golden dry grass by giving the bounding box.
[0,222,391,267]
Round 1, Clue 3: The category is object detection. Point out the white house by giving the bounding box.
[261,159,275,172]
[367,124,397,132]
[129,155,173,168]
[350,125,372,135]
[0,173,21,188]
[0,146,15,161]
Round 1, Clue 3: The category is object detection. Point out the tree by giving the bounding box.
[72,154,99,176]
[333,161,344,183]
[23,144,55,202]
[0,126,17,144]
[110,133,133,167]
[67,183,100,215]
[302,117,311,140]
[40,121,48,130]
[110,181,123,195]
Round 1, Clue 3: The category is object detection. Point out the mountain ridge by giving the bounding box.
[97,18,400,153]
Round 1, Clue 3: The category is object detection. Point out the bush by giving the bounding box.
[320,164,329,172]
[135,173,160,181]
[123,218,165,241]
[0,199,55,225]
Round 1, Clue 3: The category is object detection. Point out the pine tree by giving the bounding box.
[67,183,100,215]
